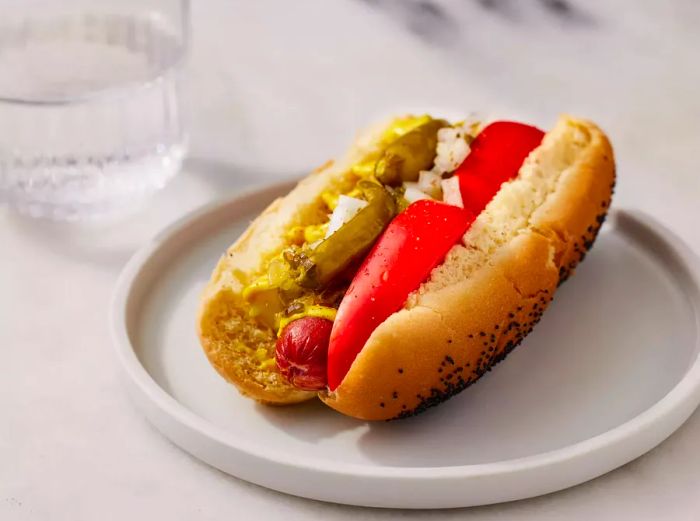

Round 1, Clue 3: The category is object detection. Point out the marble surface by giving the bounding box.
[2,0,700,519]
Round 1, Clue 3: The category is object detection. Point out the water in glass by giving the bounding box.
[0,2,188,220]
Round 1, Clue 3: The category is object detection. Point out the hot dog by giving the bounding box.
[197,114,615,420]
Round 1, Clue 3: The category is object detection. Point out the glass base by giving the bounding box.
[2,143,186,221]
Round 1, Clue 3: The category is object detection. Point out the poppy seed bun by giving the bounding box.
[198,115,615,418]
[321,116,615,419]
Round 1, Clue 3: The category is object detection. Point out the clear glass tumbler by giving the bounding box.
[0,0,189,221]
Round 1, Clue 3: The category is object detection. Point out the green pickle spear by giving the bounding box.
[374,118,447,186]
[296,183,398,289]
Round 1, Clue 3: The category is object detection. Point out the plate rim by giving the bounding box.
[110,182,700,491]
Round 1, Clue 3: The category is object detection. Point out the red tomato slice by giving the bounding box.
[327,200,472,390]
[457,121,544,213]
[326,121,545,390]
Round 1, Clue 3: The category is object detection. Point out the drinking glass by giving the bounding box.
[0,0,189,220]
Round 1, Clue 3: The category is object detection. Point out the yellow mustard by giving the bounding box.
[241,114,433,334]
[259,359,277,370]
[277,305,338,336]
[303,223,327,244]
[321,191,339,211]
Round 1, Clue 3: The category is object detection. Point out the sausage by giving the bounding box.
[275,317,333,390]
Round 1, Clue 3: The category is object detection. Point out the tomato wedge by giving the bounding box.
[327,200,472,390]
[457,121,545,211]
[326,121,545,390]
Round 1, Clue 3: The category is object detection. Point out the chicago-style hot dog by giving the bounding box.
[198,114,615,420]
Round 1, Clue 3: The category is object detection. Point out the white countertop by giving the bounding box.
[2,0,700,519]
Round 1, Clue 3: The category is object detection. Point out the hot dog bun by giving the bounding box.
[197,122,392,404]
[198,115,615,418]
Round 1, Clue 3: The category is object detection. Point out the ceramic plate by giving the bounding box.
[111,181,700,508]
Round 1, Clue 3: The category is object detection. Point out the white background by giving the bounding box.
[2,0,700,519]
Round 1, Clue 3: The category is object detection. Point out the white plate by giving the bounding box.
[111,181,700,509]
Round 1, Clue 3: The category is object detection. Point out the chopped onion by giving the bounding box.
[325,195,368,238]
[403,182,432,204]
[441,176,463,208]
[418,171,443,198]
[432,125,472,175]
